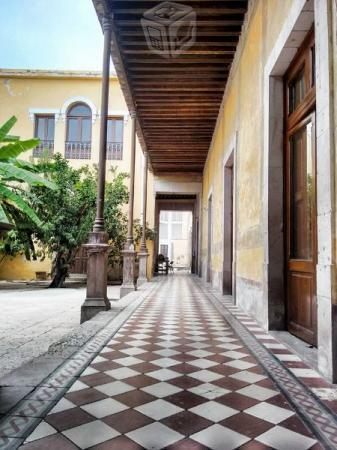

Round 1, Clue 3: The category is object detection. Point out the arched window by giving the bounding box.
[65,103,92,159]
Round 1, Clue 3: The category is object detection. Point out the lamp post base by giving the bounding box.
[137,250,148,287]
[81,231,111,323]
[120,248,137,298]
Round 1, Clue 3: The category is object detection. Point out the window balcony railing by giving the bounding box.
[65,141,91,159]
[107,142,123,160]
[32,140,54,157]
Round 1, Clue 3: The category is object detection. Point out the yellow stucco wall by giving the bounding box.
[0,71,154,280]
[201,0,296,286]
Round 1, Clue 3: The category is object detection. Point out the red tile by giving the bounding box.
[220,412,273,438]
[88,435,143,449]
[165,390,207,409]
[161,411,212,435]
[279,415,315,438]
[124,374,158,388]
[114,389,156,407]
[20,434,78,450]
[216,392,260,410]
[65,388,107,406]
[103,409,153,433]
[213,377,248,391]
[169,376,203,390]
[45,407,94,431]
[239,440,273,449]
[172,363,198,375]
[79,373,114,387]
[166,437,210,449]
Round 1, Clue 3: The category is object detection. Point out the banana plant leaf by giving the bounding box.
[0,138,40,160]
[0,184,43,227]
[0,116,17,142]
[0,162,56,190]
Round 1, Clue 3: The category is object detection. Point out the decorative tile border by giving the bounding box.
[197,280,337,449]
[0,283,159,450]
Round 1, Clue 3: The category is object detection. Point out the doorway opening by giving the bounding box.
[223,153,234,295]
[207,195,212,283]
[159,210,193,273]
[154,194,199,276]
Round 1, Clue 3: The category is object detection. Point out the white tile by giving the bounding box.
[81,398,127,418]
[214,337,237,343]
[120,347,147,356]
[189,383,230,400]
[63,420,119,449]
[289,368,320,378]
[229,371,266,384]
[189,401,238,422]
[127,422,183,449]
[312,388,337,400]
[189,370,223,383]
[156,341,180,348]
[113,356,143,366]
[153,349,180,357]
[255,334,275,340]
[81,367,99,376]
[237,384,278,401]
[48,398,76,415]
[191,424,250,450]
[91,355,108,364]
[245,402,294,424]
[187,350,214,358]
[106,339,120,345]
[68,381,88,393]
[216,343,243,350]
[186,336,208,342]
[105,367,139,380]
[264,343,287,349]
[128,340,150,347]
[186,342,210,349]
[25,421,57,442]
[221,351,249,360]
[256,425,317,450]
[152,357,180,368]
[130,333,152,340]
[147,368,181,381]
[275,354,301,362]
[159,334,180,341]
[141,382,183,398]
[225,360,256,370]
[95,380,135,396]
[135,399,183,420]
[189,359,218,369]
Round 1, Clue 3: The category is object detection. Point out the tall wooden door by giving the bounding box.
[285,30,317,346]
[223,156,234,295]
[207,195,212,282]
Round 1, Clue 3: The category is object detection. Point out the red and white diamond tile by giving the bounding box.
[20,276,326,449]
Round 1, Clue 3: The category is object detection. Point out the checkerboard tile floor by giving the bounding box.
[20,276,323,449]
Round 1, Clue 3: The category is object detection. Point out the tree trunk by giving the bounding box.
[49,249,78,288]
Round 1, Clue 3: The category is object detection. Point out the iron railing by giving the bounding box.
[107,142,123,160]
[65,141,91,159]
[32,140,54,157]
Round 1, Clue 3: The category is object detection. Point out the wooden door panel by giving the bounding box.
[288,272,316,344]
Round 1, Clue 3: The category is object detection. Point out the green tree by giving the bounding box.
[0,116,55,229]
[1,154,130,288]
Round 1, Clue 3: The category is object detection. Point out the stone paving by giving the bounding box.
[0,285,120,379]
[1,275,337,449]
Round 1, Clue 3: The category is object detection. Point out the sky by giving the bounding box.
[0,0,105,71]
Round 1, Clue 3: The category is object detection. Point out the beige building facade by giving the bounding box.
[0,69,155,279]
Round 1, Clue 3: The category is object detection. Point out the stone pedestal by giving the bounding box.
[137,251,149,286]
[81,231,111,323]
[120,249,137,298]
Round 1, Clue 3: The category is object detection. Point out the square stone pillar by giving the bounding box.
[137,250,149,286]
[120,248,137,297]
[81,231,111,323]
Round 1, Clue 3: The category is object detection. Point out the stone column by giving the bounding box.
[120,112,137,297]
[81,16,112,323]
[138,152,149,286]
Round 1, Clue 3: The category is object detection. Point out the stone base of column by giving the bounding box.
[120,249,137,298]
[137,250,149,287]
[81,231,111,324]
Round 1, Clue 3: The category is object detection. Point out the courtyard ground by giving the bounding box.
[0,284,120,379]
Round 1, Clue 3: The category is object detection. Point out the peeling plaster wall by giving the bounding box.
[201,0,298,324]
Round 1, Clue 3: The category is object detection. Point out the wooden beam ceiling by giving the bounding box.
[97,0,248,174]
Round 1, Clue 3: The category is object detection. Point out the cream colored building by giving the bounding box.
[0,69,155,279]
